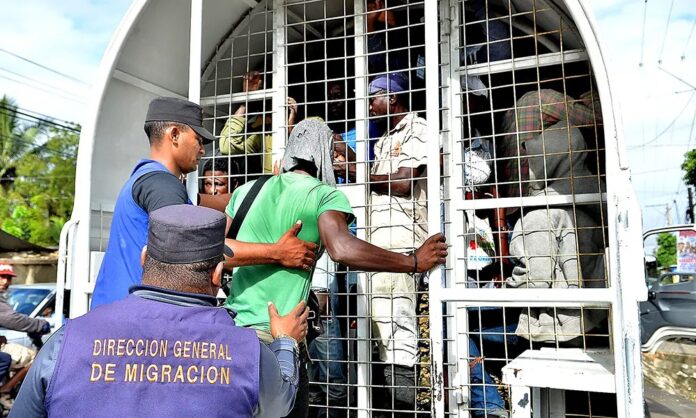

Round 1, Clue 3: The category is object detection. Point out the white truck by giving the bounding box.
[57,1,647,416]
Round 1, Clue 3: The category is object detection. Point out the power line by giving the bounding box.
[657,0,675,65]
[4,110,80,134]
[659,66,696,90]
[0,47,88,86]
[1,175,75,181]
[628,91,695,149]
[688,105,696,150]
[682,17,696,61]
[674,103,696,198]
[0,74,86,105]
[629,143,693,149]
[0,103,80,129]
[0,133,76,159]
[0,67,85,101]
[8,102,78,127]
[633,166,682,175]
[639,0,648,67]
[0,104,80,133]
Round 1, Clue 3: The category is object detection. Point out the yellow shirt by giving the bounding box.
[219,115,273,173]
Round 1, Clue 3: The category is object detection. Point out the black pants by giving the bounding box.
[284,351,310,418]
[382,364,417,418]
[0,352,10,382]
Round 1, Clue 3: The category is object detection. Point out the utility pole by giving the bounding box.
[646,203,673,226]
[688,187,695,224]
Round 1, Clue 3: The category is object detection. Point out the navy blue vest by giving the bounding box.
[92,160,189,308]
[46,294,260,417]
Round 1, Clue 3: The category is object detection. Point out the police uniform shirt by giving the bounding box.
[10,287,299,418]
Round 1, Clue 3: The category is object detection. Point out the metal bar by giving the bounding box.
[446,0,473,413]
[425,0,444,415]
[459,49,588,76]
[643,224,696,240]
[353,1,370,415]
[434,287,614,306]
[187,0,203,201]
[561,0,646,413]
[113,70,187,99]
[453,192,607,211]
[201,3,259,82]
[200,89,271,107]
[56,219,78,327]
[188,0,202,104]
[272,0,286,156]
[286,8,322,38]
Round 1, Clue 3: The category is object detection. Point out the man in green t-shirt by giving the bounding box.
[222,119,447,418]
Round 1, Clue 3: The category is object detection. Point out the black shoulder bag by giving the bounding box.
[223,175,324,344]
[226,175,272,243]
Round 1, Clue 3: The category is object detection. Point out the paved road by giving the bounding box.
[645,381,696,418]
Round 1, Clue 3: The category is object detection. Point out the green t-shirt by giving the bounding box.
[224,171,354,330]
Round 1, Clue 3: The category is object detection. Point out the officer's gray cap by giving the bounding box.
[147,205,229,264]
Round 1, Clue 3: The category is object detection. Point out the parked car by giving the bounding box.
[640,272,696,346]
[0,284,68,348]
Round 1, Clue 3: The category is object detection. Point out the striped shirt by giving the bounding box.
[370,112,429,250]
[498,89,602,197]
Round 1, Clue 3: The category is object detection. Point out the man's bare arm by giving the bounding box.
[369,166,425,197]
[198,193,232,212]
[223,216,317,270]
[318,211,447,273]
[339,162,425,197]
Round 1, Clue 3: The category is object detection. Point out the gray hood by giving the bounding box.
[281,119,336,187]
[526,121,602,197]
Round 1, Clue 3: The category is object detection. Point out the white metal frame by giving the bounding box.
[187,0,203,202]
[59,0,647,416]
[352,1,372,416]
[425,0,445,414]
[436,1,647,417]
[63,0,150,317]
[567,2,646,416]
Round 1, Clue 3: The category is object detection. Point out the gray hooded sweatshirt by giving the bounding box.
[506,121,606,343]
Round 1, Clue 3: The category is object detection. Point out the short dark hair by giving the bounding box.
[141,254,222,292]
[202,157,243,176]
[144,121,189,145]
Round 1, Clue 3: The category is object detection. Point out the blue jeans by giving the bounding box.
[469,323,519,414]
[0,352,10,382]
[309,312,347,402]
[309,266,348,412]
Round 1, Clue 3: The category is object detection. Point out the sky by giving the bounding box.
[0,0,695,248]
[584,0,696,251]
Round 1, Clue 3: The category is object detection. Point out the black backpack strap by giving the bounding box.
[227,175,272,240]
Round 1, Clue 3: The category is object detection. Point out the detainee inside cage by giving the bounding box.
[197,0,615,417]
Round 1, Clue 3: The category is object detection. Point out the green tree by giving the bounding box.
[0,95,44,182]
[655,232,677,268]
[0,126,78,246]
[682,149,696,188]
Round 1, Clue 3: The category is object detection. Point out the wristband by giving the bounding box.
[412,253,418,274]
[275,334,299,351]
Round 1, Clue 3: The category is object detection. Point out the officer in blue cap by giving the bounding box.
[12,205,308,418]
[91,97,317,310]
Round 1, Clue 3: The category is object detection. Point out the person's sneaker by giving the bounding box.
[473,409,508,418]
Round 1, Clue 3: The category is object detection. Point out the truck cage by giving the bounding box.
[57,1,647,417]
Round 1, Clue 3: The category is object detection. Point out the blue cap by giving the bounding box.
[145,97,215,143]
[147,205,230,264]
[368,73,409,95]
